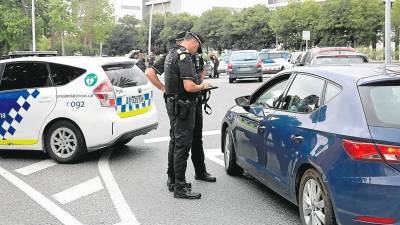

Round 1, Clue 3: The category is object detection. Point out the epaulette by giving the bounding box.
[177,47,190,61]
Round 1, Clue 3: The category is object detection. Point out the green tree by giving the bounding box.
[159,13,197,51]
[0,0,31,54]
[48,0,75,55]
[393,0,400,60]
[317,0,355,46]
[192,8,232,52]
[140,13,166,54]
[349,0,384,49]
[225,5,274,50]
[269,0,322,50]
[105,16,140,56]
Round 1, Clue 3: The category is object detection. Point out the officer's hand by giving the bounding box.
[202,82,210,90]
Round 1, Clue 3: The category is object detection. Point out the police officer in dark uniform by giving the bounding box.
[146,32,215,195]
[146,32,189,192]
[164,32,209,199]
[191,45,217,183]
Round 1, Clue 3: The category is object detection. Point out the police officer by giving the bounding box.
[163,32,209,199]
[191,42,217,183]
[145,31,188,192]
[146,32,215,195]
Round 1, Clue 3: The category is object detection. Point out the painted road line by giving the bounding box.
[143,136,170,144]
[52,177,104,205]
[15,159,57,176]
[144,130,221,144]
[0,165,82,225]
[98,148,140,225]
[204,148,224,167]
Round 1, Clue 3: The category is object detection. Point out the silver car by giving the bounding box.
[227,50,263,83]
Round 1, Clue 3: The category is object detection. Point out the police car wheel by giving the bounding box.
[45,121,86,163]
[223,127,243,176]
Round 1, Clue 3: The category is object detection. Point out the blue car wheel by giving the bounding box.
[223,128,243,175]
[299,169,336,225]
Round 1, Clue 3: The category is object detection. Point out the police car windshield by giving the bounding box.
[103,63,147,88]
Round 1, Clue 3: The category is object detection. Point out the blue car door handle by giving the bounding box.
[291,135,304,143]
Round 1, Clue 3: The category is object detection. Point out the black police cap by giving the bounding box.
[186,32,204,54]
[175,31,187,41]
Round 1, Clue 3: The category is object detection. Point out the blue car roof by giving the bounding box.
[287,64,400,85]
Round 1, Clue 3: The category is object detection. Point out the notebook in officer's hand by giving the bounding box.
[203,84,218,91]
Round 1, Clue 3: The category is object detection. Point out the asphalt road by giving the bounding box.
[0,75,301,225]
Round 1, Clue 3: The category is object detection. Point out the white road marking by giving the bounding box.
[98,148,140,225]
[15,159,57,176]
[0,165,82,225]
[144,130,221,144]
[52,177,104,205]
[144,136,170,144]
[204,148,224,167]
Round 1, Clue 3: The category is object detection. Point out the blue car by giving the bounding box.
[221,64,400,225]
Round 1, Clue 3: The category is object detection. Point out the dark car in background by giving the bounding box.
[221,64,400,225]
[297,47,368,66]
[227,50,263,83]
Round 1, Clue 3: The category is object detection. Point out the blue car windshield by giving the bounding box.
[231,52,258,61]
[359,85,400,128]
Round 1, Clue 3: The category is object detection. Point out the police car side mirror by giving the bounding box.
[235,96,250,110]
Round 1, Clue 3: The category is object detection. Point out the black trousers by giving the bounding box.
[166,99,206,183]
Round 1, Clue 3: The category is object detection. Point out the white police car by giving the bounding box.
[0,57,158,163]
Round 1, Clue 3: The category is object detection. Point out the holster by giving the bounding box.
[177,99,191,119]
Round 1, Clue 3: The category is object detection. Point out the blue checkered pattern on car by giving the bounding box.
[116,91,152,113]
[0,89,40,140]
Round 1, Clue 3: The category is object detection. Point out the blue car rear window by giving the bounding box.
[359,85,400,128]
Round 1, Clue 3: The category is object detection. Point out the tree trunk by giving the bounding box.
[395,26,400,60]
[372,34,377,60]
[61,32,65,56]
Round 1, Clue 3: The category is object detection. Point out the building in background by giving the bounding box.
[142,0,268,18]
[111,0,144,20]
[266,0,326,9]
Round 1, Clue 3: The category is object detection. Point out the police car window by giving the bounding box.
[0,63,49,91]
[103,63,147,88]
[255,78,289,109]
[280,75,324,113]
[49,63,86,86]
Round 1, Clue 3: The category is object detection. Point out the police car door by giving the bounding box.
[0,62,56,148]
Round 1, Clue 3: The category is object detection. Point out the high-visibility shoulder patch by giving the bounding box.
[180,54,186,61]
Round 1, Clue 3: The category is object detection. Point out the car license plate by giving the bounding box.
[129,95,144,104]
[239,67,251,71]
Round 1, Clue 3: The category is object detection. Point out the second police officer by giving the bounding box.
[164,32,209,199]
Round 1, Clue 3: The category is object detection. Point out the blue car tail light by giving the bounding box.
[343,140,400,163]
[354,216,397,224]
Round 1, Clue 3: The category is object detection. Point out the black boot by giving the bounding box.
[167,178,192,192]
[195,172,216,182]
[174,183,201,199]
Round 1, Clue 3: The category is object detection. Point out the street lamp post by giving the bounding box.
[32,0,36,51]
[385,0,392,65]
[148,3,154,56]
